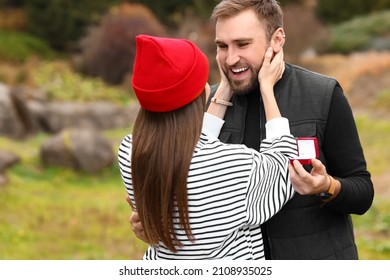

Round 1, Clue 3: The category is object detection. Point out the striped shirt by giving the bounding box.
[118,114,298,260]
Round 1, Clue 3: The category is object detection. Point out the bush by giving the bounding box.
[78,3,166,85]
[317,0,390,24]
[327,10,390,54]
[25,0,119,50]
[0,30,54,62]
[31,61,131,104]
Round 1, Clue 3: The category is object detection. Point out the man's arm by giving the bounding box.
[289,86,374,213]
[321,86,374,214]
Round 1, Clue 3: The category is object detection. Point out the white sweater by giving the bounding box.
[118,114,297,259]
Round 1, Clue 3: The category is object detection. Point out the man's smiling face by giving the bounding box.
[215,9,269,95]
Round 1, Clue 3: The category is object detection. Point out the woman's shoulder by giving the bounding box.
[118,134,132,157]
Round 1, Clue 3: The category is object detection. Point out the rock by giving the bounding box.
[27,101,138,133]
[0,83,27,138]
[0,150,21,187]
[0,150,21,172]
[40,128,115,173]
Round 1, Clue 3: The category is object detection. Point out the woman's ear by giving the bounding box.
[271,28,285,53]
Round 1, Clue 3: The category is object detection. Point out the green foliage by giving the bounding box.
[0,0,25,7]
[129,0,219,26]
[317,0,390,24]
[327,10,390,54]
[25,0,120,50]
[30,61,133,104]
[0,30,55,62]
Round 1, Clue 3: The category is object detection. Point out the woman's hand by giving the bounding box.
[257,47,284,121]
[215,53,233,101]
[258,47,284,95]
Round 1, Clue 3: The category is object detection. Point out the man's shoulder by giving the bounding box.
[287,63,337,83]
[286,63,340,92]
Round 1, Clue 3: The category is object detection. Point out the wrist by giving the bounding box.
[260,83,273,94]
[210,97,233,106]
[316,175,337,202]
[215,82,232,100]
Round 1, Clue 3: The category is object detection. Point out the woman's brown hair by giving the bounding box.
[131,92,206,252]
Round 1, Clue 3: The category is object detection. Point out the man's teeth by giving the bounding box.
[232,67,248,73]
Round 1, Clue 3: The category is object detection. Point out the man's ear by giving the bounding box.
[271,27,285,53]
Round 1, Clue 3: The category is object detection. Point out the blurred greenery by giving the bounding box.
[317,0,390,24]
[354,197,390,260]
[0,30,55,62]
[0,115,389,259]
[25,0,121,50]
[129,0,219,26]
[355,116,390,175]
[374,88,390,111]
[328,10,390,53]
[30,61,134,104]
[0,0,389,261]
[352,116,390,259]
[0,129,147,260]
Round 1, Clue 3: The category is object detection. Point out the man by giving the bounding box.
[129,0,374,259]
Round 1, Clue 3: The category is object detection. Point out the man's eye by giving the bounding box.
[217,45,227,49]
[238,43,249,47]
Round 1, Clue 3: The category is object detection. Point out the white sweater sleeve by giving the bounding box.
[265,117,291,139]
[202,112,225,138]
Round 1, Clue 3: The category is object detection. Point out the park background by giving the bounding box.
[0,0,389,260]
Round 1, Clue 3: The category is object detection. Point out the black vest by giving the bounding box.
[209,63,358,259]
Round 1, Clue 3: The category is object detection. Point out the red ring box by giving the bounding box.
[290,137,319,165]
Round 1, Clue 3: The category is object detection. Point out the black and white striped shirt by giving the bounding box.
[118,114,298,259]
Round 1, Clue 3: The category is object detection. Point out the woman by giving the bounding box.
[118,34,297,259]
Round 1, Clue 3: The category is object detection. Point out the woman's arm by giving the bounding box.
[206,54,233,119]
[259,47,284,122]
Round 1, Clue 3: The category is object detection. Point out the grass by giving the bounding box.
[0,115,389,260]
[354,197,390,260]
[354,115,390,175]
[352,115,390,260]
[0,128,147,260]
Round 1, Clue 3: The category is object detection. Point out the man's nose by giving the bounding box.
[226,49,240,66]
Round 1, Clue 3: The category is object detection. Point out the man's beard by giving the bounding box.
[224,67,260,96]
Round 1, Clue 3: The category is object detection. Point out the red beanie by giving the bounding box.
[132,35,209,112]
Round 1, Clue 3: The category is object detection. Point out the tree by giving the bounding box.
[128,0,219,26]
[317,0,390,24]
[25,0,120,50]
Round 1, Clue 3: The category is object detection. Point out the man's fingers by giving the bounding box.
[292,160,309,177]
[311,158,326,173]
